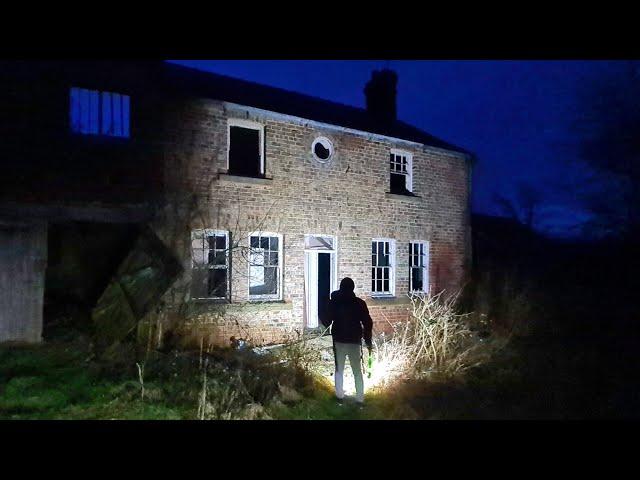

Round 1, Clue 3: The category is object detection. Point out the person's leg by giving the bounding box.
[346,343,365,404]
[334,342,347,400]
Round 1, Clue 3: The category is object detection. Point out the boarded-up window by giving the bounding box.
[191,230,229,300]
[228,122,263,177]
[70,87,130,137]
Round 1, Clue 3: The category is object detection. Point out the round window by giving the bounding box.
[311,137,334,163]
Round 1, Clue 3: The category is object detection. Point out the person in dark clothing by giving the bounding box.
[321,277,373,405]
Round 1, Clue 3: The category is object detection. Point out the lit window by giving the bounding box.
[371,239,395,296]
[248,233,282,301]
[409,241,430,293]
[70,87,130,137]
[191,230,229,300]
[228,119,264,177]
[389,149,413,194]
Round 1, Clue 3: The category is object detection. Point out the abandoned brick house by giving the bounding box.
[0,61,473,346]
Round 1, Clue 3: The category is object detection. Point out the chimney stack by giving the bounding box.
[364,69,398,125]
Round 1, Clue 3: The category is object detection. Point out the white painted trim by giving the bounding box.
[222,101,470,160]
[247,231,283,302]
[311,136,334,163]
[190,229,230,300]
[303,233,337,252]
[227,118,265,175]
[390,148,414,193]
[409,240,430,294]
[304,245,338,328]
[371,238,396,297]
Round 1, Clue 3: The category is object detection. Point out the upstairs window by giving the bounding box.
[191,230,229,300]
[389,149,413,194]
[248,233,282,301]
[371,239,396,296]
[228,119,264,177]
[70,87,130,138]
[409,241,430,293]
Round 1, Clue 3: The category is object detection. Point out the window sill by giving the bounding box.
[191,297,230,304]
[368,294,396,299]
[366,296,412,306]
[385,192,422,203]
[218,172,273,185]
[227,301,293,312]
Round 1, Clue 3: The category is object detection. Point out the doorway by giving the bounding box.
[304,235,337,329]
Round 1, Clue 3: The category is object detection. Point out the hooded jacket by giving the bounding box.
[321,289,373,348]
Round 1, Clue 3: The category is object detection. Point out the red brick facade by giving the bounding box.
[156,98,471,346]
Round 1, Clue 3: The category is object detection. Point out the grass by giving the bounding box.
[0,336,410,420]
[0,340,192,420]
[3,334,633,420]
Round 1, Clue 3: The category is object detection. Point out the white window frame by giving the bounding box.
[227,118,265,176]
[390,148,413,193]
[409,240,430,294]
[247,231,283,302]
[304,234,338,328]
[371,238,396,297]
[190,229,230,301]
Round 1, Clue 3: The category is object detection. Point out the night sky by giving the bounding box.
[169,60,623,238]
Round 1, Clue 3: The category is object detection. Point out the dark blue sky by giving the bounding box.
[169,60,622,237]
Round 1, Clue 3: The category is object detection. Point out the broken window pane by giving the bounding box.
[208,269,227,297]
[229,126,261,177]
[372,240,394,294]
[192,248,206,266]
[250,266,278,296]
[191,230,229,299]
[412,269,423,292]
[304,236,333,250]
[390,172,407,194]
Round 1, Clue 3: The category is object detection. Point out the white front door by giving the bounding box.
[304,235,337,328]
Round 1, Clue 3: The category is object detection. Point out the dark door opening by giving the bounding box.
[317,252,331,327]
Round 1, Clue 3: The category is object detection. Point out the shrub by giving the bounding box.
[371,291,502,385]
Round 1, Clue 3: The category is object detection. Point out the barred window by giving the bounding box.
[191,230,229,300]
[389,150,413,194]
[371,239,395,296]
[70,87,130,137]
[409,241,430,293]
[249,233,282,300]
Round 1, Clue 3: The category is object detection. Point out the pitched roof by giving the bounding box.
[163,62,472,157]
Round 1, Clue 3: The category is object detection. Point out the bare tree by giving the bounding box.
[571,61,640,239]
[492,180,542,229]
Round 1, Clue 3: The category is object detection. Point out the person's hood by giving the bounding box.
[331,289,356,301]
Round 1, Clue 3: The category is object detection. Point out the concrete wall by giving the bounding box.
[0,222,47,343]
[156,98,470,346]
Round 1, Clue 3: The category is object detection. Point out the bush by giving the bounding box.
[371,291,502,384]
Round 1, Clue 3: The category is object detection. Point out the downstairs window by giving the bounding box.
[191,230,229,300]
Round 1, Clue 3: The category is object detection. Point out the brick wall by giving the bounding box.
[156,98,470,346]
